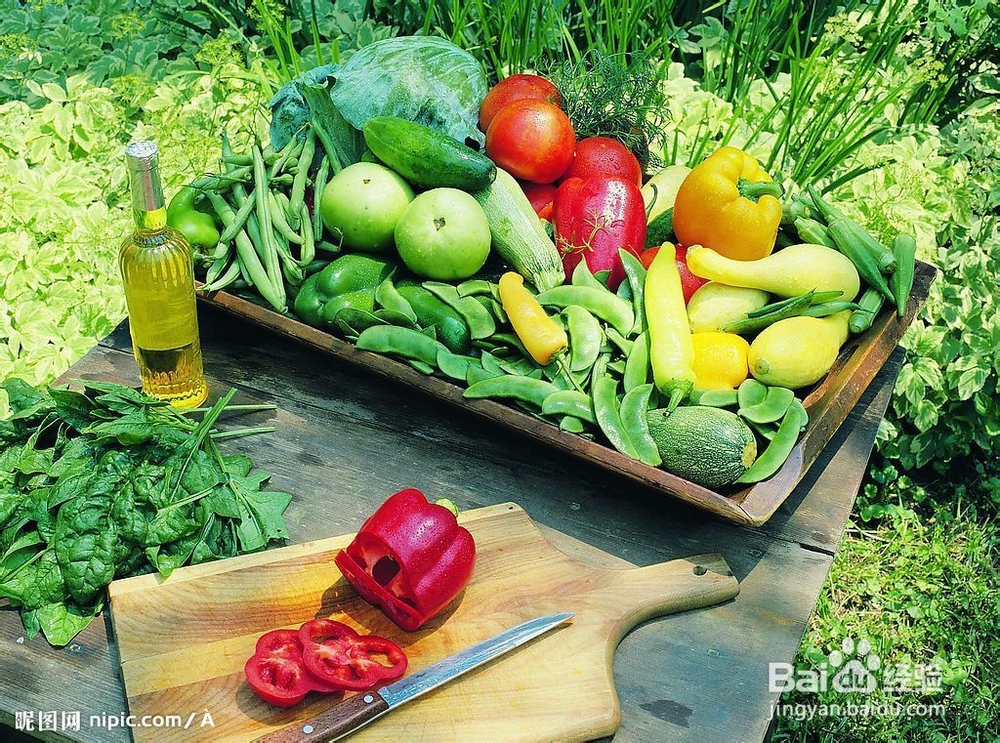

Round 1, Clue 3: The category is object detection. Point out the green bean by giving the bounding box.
[311,118,343,174]
[252,144,283,293]
[562,305,603,373]
[201,252,241,293]
[312,155,330,241]
[591,357,639,459]
[218,186,257,244]
[298,201,315,265]
[738,385,795,424]
[423,282,496,340]
[735,404,804,484]
[571,259,608,291]
[375,278,417,323]
[534,285,635,337]
[436,350,478,382]
[890,233,916,318]
[204,191,284,312]
[737,378,768,410]
[464,375,560,408]
[355,325,448,367]
[287,129,316,229]
[269,135,304,179]
[203,244,233,285]
[267,191,303,245]
[618,383,661,466]
[623,330,650,393]
[541,389,597,424]
[619,249,648,335]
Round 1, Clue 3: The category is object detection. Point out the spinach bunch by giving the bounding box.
[0,379,292,646]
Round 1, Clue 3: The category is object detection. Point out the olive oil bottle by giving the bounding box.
[119,141,209,408]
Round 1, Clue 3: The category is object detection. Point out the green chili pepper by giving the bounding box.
[355,325,448,367]
[619,384,661,466]
[541,389,597,424]
[735,404,804,484]
[464,375,560,409]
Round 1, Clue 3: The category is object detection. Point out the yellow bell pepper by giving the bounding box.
[672,146,784,262]
[498,272,568,365]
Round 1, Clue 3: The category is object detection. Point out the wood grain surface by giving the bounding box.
[108,503,738,742]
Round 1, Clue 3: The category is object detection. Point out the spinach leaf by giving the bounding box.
[35,600,102,647]
[53,494,117,606]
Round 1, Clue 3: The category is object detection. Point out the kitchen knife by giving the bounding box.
[253,611,575,742]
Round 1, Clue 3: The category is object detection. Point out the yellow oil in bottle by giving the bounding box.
[120,141,208,409]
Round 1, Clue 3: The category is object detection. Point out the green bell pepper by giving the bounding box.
[294,254,396,328]
[166,186,221,251]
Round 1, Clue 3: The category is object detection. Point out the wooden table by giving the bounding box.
[1,304,902,742]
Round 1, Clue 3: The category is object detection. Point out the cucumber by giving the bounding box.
[472,167,565,292]
[363,116,496,191]
[644,207,675,248]
[646,406,757,489]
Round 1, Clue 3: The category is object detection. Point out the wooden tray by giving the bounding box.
[108,502,738,742]
[196,261,935,526]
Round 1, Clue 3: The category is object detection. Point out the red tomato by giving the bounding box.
[561,136,643,187]
[479,73,562,132]
[243,629,343,707]
[520,180,557,219]
[299,619,408,691]
[485,99,576,184]
[640,245,707,303]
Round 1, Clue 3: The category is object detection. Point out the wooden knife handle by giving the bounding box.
[253,691,391,742]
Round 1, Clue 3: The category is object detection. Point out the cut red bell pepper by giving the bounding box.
[298,619,408,691]
[334,488,476,631]
[243,629,344,707]
[553,174,647,290]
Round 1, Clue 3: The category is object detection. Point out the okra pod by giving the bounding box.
[890,233,916,317]
[793,217,836,248]
[848,287,886,334]
[800,300,862,317]
[722,291,818,335]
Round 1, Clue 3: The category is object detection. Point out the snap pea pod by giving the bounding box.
[571,259,608,291]
[456,279,496,297]
[375,278,418,323]
[480,350,505,375]
[616,278,632,302]
[737,378,768,409]
[485,332,533,360]
[287,128,316,228]
[355,325,448,366]
[618,383,661,466]
[735,404,804,484]
[748,420,777,441]
[480,295,508,325]
[541,389,597,424]
[591,357,640,460]
[466,362,503,386]
[534,285,635,337]
[424,282,496,340]
[693,388,739,408]
[562,305,603,373]
[619,248,648,335]
[558,416,588,434]
[890,233,916,317]
[436,350,478,382]
[604,326,633,357]
[607,359,627,376]
[623,330,650,392]
[334,307,389,338]
[464,375,560,408]
[738,385,795,424]
[405,358,436,374]
[499,356,540,377]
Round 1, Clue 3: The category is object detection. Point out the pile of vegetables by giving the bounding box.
[0,379,291,646]
[167,36,917,493]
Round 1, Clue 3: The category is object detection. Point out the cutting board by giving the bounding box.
[107,502,739,742]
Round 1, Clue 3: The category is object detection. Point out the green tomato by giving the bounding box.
[394,188,491,281]
[320,162,414,253]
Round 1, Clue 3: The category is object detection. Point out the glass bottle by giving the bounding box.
[119,141,209,409]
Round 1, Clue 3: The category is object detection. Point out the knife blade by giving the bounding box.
[253,612,575,743]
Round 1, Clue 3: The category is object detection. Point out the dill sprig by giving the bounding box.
[544,50,667,172]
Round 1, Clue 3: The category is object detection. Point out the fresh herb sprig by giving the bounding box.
[0,379,291,647]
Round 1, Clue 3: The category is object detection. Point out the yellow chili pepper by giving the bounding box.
[644,247,696,410]
[498,271,568,366]
[672,146,784,262]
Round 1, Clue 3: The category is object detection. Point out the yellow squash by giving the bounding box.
[686,243,861,301]
[748,311,852,389]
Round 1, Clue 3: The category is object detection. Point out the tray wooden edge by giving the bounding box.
[195,260,935,528]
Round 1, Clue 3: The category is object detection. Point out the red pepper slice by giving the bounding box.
[243,629,343,707]
[335,488,476,631]
[298,619,408,691]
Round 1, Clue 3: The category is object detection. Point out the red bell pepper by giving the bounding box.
[640,245,707,304]
[243,629,344,707]
[334,488,476,631]
[298,619,408,691]
[553,174,647,290]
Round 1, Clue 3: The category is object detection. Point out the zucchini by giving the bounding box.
[363,116,496,191]
[472,167,565,292]
[644,207,675,248]
[646,406,757,488]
